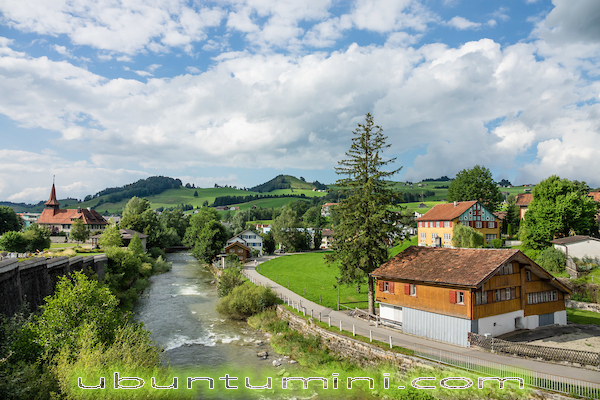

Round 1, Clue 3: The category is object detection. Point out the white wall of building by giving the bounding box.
[554,240,600,260]
[379,303,402,323]
[477,310,525,337]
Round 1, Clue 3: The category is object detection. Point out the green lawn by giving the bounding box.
[567,308,600,326]
[50,242,77,248]
[257,252,368,309]
[388,236,418,258]
[257,240,417,310]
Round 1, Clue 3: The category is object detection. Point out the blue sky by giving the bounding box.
[1,0,600,203]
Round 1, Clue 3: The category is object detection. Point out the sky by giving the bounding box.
[1,0,599,203]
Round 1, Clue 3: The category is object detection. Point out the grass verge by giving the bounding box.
[567,308,600,325]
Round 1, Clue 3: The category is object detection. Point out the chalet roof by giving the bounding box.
[372,246,518,288]
[322,203,339,207]
[45,184,60,207]
[550,235,600,245]
[38,207,108,226]
[224,242,252,252]
[589,191,600,202]
[119,229,148,239]
[372,246,570,293]
[515,193,533,207]
[321,229,334,237]
[415,201,477,221]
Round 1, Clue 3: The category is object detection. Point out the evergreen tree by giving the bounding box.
[325,113,402,315]
[127,233,144,256]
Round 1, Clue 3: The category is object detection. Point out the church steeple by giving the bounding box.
[45,180,60,209]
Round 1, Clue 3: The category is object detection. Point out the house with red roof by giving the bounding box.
[416,201,502,247]
[37,184,108,234]
[372,246,570,346]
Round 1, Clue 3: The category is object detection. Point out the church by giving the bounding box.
[37,184,108,234]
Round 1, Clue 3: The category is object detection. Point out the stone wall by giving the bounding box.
[276,306,434,371]
[566,299,600,313]
[0,255,108,317]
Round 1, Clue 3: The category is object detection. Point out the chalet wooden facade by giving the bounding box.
[416,201,501,247]
[372,246,570,347]
[224,242,252,263]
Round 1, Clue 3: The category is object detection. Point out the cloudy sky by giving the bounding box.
[1,0,599,203]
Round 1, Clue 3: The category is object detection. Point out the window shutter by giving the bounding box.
[511,287,516,300]
[449,290,456,303]
[404,284,410,295]
[378,281,384,292]
[389,282,395,294]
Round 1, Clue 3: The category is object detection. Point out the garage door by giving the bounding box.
[539,313,554,326]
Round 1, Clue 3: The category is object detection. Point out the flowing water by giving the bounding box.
[133,252,278,369]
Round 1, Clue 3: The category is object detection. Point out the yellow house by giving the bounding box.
[416,201,502,247]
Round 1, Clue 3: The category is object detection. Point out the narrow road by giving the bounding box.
[243,256,600,385]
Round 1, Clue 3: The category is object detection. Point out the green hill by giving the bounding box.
[249,174,327,193]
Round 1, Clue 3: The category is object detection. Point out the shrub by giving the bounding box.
[491,238,504,248]
[217,267,245,297]
[535,247,567,273]
[216,283,278,320]
[152,255,172,274]
[148,246,166,259]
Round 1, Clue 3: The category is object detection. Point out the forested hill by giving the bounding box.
[84,176,182,203]
[250,174,328,193]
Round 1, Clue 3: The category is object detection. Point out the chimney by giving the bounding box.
[454,201,458,207]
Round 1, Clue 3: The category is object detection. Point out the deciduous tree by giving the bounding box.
[98,225,123,248]
[0,206,22,235]
[521,176,598,250]
[447,165,503,212]
[451,223,484,248]
[326,113,402,315]
[69,219,89,245]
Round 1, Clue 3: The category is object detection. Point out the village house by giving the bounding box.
[226,229,263,255]
[90,229,148,251]
[372,246,570,347]
[515,193,533,220]
[321,202,339,217]
[416,200,502,247]
[551,235,600,261]
[223,241,252,263]
[37,184,107,234]
[320,229,334,249]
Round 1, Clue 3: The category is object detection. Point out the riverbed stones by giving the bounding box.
[257,351,268,358]
[272,360,281,367]
[254,340,264,346]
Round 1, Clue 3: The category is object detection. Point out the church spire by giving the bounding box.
[45,181,60,208]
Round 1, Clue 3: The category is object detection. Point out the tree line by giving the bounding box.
[84,176,183,203]
[212,193,311,207]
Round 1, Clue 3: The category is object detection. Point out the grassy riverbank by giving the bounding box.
[248,308,530,400]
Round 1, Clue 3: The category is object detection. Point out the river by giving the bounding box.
[133,252,279,370]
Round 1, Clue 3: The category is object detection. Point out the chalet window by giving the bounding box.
[436,221,441,228]
[450,290,464,304]
[406,283,417,297]
[495,289,501,302]
[526,270,531,282]
[505,288,511,300]
[444,221,451,228]
[431,233,438,240]
[488,221,495,229]
[443,233,451,242]
[476,221,482,228]
[486,234,497,242]
[420,232,426,241]
[499,264,513,275]
[384,282,389,292]
[527,290,558,304]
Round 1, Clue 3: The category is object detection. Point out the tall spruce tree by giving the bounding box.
[326,113,401,315]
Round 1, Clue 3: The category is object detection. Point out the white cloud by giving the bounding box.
[446,16,481,30]
[538,0,600,44]
[0,0,225,55]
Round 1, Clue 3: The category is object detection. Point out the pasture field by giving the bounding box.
[256,237,417,310]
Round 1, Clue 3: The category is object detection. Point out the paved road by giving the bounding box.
[243,255,600,385]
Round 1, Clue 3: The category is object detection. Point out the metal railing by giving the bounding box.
[414,343,600,399]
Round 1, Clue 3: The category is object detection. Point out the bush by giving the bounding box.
[491,238,504,248]
[217,267,245,297]
[216,283,278,320]
[535,247,567,273]
[152,255,172,274]
[148,246,166,260]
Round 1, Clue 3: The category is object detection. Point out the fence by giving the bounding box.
[468,332,600,367]
[415,343,600,399]
[242,269,600,399]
